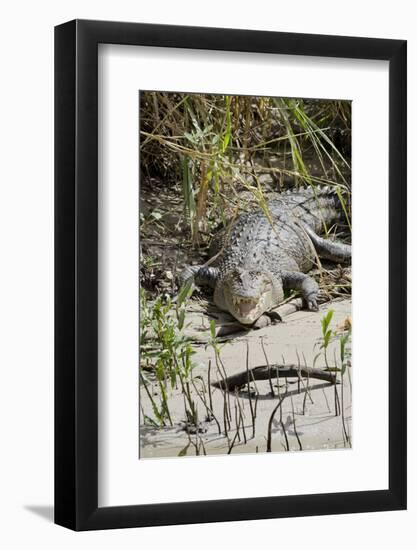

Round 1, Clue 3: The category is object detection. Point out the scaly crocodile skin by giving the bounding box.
[182,186,351,325]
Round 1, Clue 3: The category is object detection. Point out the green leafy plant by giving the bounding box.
[314,309,351,372]
[140,285,199,427]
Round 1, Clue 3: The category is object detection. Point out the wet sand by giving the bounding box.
[140,299,352,458]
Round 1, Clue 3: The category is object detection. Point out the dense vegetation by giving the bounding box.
[140,92,351,296]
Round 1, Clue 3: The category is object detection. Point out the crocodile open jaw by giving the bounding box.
[231,295,265,324]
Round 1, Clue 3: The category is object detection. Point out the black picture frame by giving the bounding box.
[55,19,407,531]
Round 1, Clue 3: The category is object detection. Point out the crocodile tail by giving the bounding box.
[286,183,350,198]
[278,184,351,232]
[308,184,351,231]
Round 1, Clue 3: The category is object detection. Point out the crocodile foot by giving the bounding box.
[253,310,283,329]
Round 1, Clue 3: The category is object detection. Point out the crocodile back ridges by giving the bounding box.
[212,208,314,277]
[210,186,346,276]
[268,186,345,234]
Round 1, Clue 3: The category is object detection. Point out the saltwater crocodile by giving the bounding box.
[181,186,351,326]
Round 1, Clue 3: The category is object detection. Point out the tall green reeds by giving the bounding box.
[140,92,351,246]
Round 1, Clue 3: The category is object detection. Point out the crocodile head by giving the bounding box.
[214,267,283,325]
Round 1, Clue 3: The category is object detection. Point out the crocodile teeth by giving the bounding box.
[233,297,257,305]
[231,296,260,317]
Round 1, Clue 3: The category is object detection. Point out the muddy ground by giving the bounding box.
[140,298,352,458]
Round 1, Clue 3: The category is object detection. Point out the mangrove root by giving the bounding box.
[212,364,338,392]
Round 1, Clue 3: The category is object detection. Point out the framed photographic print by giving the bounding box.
[55,19,407,530]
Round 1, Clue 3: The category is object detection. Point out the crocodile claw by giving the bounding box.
[306,297,319,312]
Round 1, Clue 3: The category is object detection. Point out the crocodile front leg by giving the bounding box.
[178,265,219,289]
[282,270,319,311]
